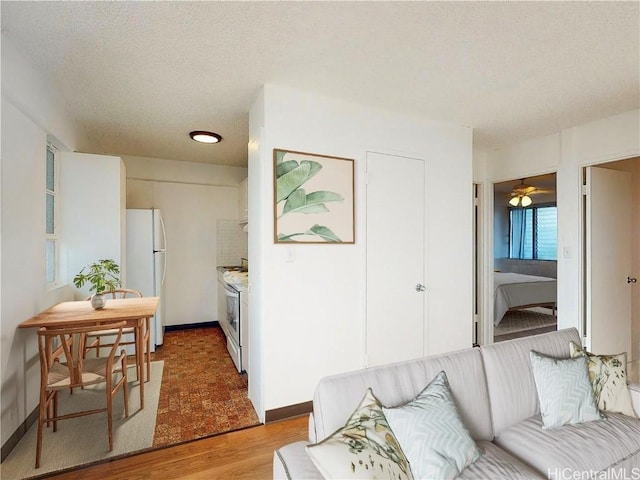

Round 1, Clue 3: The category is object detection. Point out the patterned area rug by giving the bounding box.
[151,326,260,447]
[494,309,557,337]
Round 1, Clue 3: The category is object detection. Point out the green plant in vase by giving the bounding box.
[73,259,121,309]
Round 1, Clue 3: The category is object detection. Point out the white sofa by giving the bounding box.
[274,328,640,479]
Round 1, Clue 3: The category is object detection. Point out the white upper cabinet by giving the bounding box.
[239,177,248,225]
[59,152,126,297]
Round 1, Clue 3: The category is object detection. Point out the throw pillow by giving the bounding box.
[569,341,638,418]
[382,371,482,480]
[306,388,413,480]
[529,350,603,429]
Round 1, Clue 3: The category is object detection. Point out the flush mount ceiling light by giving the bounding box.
[189,131,222,144]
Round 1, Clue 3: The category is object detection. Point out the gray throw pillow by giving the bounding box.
[382,371,482,479]
[529,350,604,429]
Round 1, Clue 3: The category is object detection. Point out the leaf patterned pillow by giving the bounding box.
[306,388,413,479]
[569,341,638,418]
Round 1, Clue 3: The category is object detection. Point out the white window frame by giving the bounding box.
[46,144,59,286]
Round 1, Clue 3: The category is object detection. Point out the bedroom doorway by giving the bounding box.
[492,173,558,342]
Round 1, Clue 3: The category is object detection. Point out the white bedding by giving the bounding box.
[494,272,557,326]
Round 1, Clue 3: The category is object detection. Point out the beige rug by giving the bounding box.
[0,361,164,480]
[495,309,557,336]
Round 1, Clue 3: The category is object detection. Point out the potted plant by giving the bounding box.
[73,259,121,309]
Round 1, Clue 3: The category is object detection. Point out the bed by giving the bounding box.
[494,272,557,326]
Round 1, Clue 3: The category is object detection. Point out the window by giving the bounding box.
[46,145,58,284]
[509,205,557,260]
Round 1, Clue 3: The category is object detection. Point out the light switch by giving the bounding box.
[563,247,571,259]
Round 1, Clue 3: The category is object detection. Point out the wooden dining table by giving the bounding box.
[19,296,159,409]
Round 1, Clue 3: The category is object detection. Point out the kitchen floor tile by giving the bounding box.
[151,326,260,447]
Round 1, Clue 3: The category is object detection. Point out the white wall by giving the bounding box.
[249,85,473,418]
[0,99,75,446]
[123,156,247,326]
[481,110,640,359]
[1,36,82,447]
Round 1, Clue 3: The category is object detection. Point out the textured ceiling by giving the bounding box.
[2,1,638,167]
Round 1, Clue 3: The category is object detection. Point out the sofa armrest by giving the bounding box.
[273,441,323,480]
[308,412,316,443]
[629,382,640,417]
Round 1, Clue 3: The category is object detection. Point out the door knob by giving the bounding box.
[416,284,426,292]
[628,277,638,284]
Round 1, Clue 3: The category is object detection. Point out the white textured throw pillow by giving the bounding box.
[306,388,413,480]
[569,341,638,418]
[382,371,482,480]
[530,350,604,429]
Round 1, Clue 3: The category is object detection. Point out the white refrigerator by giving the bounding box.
[126,209,167,350]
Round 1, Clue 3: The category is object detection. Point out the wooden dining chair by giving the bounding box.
[83,288,151,382]
[36,321,129,468]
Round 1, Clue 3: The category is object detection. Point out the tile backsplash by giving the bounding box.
[217,220,248,266]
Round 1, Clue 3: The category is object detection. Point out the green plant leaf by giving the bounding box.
[301,160,322,180]
[281,188,307,214]
[275,160,324,203]
[73,258,121,294]
[280,190,342,217]
[307,224,342,242]
[275,150,287,165]
[276,162,311,203]
[276,160,299,179]
[277,232,301,242]
[305,191,343,204]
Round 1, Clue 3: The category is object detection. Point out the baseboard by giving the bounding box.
[165,321,219,332]
[1,406,38,462]
[265,401,313,423]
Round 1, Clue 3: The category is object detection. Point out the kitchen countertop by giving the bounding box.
[218,265,249,291]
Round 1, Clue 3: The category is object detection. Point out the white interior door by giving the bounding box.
[586,166,632,357]
[366,152,425,367]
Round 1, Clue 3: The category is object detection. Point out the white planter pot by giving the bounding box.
[91,294,106,309]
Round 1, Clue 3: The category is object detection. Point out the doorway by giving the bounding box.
[583,157,639,383]
[492,173,558,342]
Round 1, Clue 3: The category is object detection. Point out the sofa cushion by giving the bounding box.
[383,371,482,480]
[459,441,545,479]
[306,388,413,479]
[569,341,638,418]
[274,441,324,480]
[480,328,582,436]
[494,413,640,475]
[529,351,603,428]
[312,347,493,443]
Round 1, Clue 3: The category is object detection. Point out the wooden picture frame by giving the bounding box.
[274,149,355,244]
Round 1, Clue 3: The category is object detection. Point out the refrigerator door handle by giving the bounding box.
[161,250,167,286]
[159,212,167,251]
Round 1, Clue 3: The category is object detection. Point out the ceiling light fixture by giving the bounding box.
[189,131,222,144]
[508,194,533,207]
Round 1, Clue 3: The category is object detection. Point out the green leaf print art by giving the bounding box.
[274,149,354,243]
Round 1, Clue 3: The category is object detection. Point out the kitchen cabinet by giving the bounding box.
[239,177,248,225]
[59,152,126,297]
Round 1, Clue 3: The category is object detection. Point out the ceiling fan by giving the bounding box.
[508,179,553,207]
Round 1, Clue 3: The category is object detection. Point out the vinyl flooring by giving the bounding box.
[151,326,260,447]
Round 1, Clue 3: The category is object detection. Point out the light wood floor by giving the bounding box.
[46,416,308,480]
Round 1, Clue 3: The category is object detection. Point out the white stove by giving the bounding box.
[217,265,248,373]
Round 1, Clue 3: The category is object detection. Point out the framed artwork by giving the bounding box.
[274,149,354,244]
